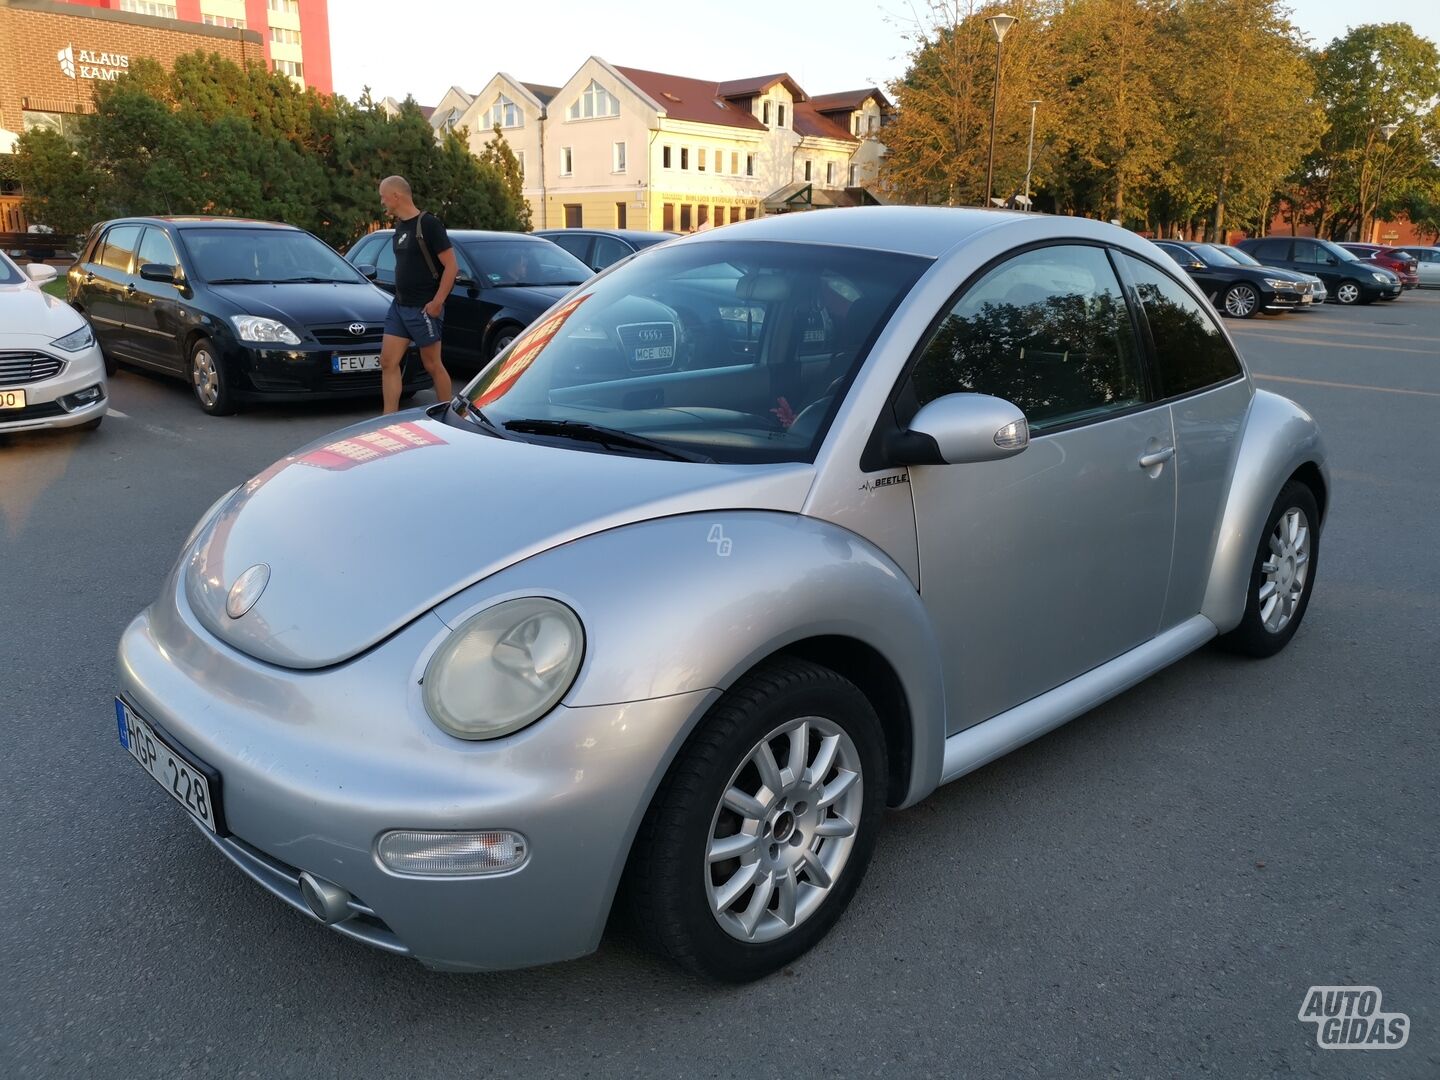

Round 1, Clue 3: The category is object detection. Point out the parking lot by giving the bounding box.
[2,293,1437,1077]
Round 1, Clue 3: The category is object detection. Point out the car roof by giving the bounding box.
[366,228,554,244]
[99,217,300,231]
[534,228,680,243]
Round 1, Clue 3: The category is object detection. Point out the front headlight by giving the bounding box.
[1371,272,1392,283]
[423,597,584,740]
[1264,279,1298,291]
[51,323,95,352]
[230,315,302,345]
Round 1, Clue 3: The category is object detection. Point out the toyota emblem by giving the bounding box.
[348,322,367,336]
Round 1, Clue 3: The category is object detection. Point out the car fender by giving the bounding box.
[1201,389,1329,633]
[433,510,949,807]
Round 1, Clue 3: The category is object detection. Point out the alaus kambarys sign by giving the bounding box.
[56,45,131,82]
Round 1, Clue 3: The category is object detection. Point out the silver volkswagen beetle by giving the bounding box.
[115,207,1327,981]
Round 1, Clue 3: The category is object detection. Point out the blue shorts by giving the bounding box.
[384,300,444,347]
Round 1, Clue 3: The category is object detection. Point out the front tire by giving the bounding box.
[188,338,236,416]
[626,658,886,982]
[488,327,519,360]
[1218,480,1320,658]
[1222,283,1260,318]
[1334,281,1362,305]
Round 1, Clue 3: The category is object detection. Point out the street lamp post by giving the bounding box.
[1023,99,1041,210]
[1373,122,1401,242]
[984,13,1017,208]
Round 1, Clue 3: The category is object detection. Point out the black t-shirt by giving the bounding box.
[392,211,452,306]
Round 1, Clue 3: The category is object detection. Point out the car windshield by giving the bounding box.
[463,241,592,287]
[462,240,930,464]
[0,252,24,285]
[180,228,363,284]
[1192,243,1238,266]
[1218,245,1262,266]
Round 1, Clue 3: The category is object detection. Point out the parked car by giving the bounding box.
[68,217,429,415]
[1390,245,1440,288]
[1338,243,1420,290]
[1152,240,1314,317]
[533,228,680,273]
[1211,244,1328,305]
[116,207,1328,982]
[0,251,107,432]
[1235,236,1402,305]
[346,229,592,372]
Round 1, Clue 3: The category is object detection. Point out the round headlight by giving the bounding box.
[423,597,584,740]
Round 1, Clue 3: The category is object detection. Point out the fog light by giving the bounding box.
[298,872,354,924]
[376,830,529,877]
[65,384,104,409]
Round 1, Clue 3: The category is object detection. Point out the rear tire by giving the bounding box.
[1217,480,1320,658]
[625,658,886,982]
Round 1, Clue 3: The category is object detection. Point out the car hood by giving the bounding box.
[205,281,392,330]
[183,412,816,669]
[1245,266,1311,284]
[0,284,84,343]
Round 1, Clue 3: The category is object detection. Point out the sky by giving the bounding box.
[331,0,1440,108]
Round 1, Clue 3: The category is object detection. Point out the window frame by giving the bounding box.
[560,146,574,176]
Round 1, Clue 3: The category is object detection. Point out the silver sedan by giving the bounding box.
[115,207,1328,981]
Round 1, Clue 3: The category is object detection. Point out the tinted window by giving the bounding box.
[1293,240,1326,265]
[463,240,928,464]
[347,234,380,265]
[1121,254,1242,398]
[1191,243,1238,266]
[462,240,591,286]
[137,227,179,269]
[907,245,1145,433]
[99,225,141,272]
[372,234,396,284]
[1155,243,1192,265]
[1252,239,1290,261]
[179,228,361,284]
[544,233,592,262]
[593,235,632,269]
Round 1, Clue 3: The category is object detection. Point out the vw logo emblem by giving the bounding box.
[226,564,270,619]
[348,322,367,336]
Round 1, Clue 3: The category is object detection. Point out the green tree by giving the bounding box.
[12,128,108,237]
[475,126,532,230]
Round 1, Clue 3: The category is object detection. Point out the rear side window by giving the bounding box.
[593,235,632,269]
[907,244,1146,433]
[1120,254,1243,398]
[1293,240,1325,265]
[99,225,141,273]
[1252,238,1290,262]
[545,233,592,262]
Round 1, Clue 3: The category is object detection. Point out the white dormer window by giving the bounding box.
[487,94,521,129]
[568,80,620,120]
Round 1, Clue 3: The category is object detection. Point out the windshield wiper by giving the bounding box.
[268,276,355,284]
[503,419,713,463]
[449,396,504,437]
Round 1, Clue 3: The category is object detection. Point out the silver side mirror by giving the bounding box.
[901,393,1029,465]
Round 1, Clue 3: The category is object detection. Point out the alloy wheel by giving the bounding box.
[1225,285,1258,317]
[1259,506,1311,634]
[1336,282,1360,304]
[704,715,864,944]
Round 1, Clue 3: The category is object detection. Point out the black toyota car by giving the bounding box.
[68,217,428,415]
[345,229,592,372]
[1152,239,1314,318]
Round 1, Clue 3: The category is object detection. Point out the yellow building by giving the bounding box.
[443,57,890,232]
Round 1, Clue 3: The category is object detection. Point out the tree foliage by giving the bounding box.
[12,53,531,247]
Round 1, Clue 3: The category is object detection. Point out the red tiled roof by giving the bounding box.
[614,66,767,130]
[715,74,807,101]
[808,88,892,114]
[793,102,857,142]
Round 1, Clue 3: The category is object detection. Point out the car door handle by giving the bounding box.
[124,282,136,294]
[83,271,94,283]
[1138,446,1175,469]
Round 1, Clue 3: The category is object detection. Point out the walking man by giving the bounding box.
[377,175,456,413]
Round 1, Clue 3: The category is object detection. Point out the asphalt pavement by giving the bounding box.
[2,294,1437,1078]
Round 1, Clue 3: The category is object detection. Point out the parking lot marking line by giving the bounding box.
[1228,324,1437,345]
[1252,374,1440,399]
[1234,334,1439,356]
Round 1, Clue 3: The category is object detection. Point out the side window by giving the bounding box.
[546,233,591,262]
[136,227,179,270]
[1253,238,1289,262]
[1292,240,1324,265]
[99,225,141,273]
[907,245,1146,433]
[348,234,378,266]
[1120,254,1243,398]
[592,235,631,270]
[373,235,397,284]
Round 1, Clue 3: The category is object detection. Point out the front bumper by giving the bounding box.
[116,567,717,971]
[224,340,432,402]
[0,343,107,432]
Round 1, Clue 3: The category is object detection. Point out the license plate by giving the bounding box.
[332,354,380,373]
[0,388,26,410]
[633,346,674,363]
[116,699,221,833]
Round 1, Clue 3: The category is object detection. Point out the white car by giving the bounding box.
[0,253,107,433]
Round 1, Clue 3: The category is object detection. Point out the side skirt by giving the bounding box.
[939,615,1218,785]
